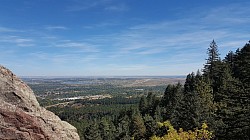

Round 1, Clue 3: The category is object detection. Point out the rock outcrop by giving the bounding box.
[0,65,80,140]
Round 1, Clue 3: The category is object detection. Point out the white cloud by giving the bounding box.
[45,26,68,30]
[67,1,99,11]
[202,3,250,25]
[2,1,250,76]
[67,0,109,11]
[67,0,129,12]
[104,4,128,11]
[71,2,250,76]
[0,27,20,32]
[83,22,119,29]
[106,64,152,71]
[29,51,99,64]
[0,35,35,47]
[56,42,99,53]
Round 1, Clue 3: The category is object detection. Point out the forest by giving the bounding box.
[47,40,250,140]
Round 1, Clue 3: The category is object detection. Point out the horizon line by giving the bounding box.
[20,75,186,78]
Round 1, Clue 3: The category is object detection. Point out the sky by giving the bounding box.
[0,0,249,76]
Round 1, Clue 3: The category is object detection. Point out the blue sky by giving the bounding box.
[0,0,249,76]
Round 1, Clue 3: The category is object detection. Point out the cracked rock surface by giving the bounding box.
[0,65,80,140]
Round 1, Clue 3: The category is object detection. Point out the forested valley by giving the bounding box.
[44,40,250,140]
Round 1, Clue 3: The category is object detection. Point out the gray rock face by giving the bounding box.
[0,65,80,140]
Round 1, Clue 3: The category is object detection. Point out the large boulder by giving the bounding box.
[0,65,80,140]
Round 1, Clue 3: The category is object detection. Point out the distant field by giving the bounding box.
[22,76,185,86]
[22,76,185,101]
[121,77,185,87]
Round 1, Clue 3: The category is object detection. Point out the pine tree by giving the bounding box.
[146,92,155,116]
[194,76,215,129]
[184,72,196,93]
[224,51,234,69]
[84,120,102,140]
[215,67,249,139]
[203,40,220,79]
[171,74,196,130]
[172,73,215,131]
[203,40,228,101]
[161,83,183,121]
[154,105,163,122]
[131,109,146,140]
[116,113,131,140]
[143,114,158,138]
[214,42,250,139]
[233,41,250,87]
[139,96,148,116]
[99,118,116,140]
[139,92,158,116]
[171,90,200,130]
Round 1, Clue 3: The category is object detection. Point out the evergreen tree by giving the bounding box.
[215,68,249,139]
[196,69,202,79]
[139,92,158,116]
[214,42,250,139]
[116,123,131,140]
[184,72,196,93]
[194,76,215,129]
[139,96,148,116]
[143,114,158,138]
[203,40,228,101]
[154,105,163,122]
[233,41,250,87]
[171,90,200,130]
[203,40,220,75]
[146,92,156,116]
[99,118,116,140]
[161,83,183,120]
[116,113,131,140]
[172,73,214,131]
[84,120,102,140]
[130,109,146,140]
[224,51,235,69]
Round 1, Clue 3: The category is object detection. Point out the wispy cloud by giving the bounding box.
[83,22,119,29]
[74,2,250,73]
[67,0,108,11]
[67,1,98,11]
[45,26,68,30]
[202,3,250,26]
[107,64,152,71]
[55,41,99,53]
[67,0,129,12]
[0,27,21,32]
[0,35,35,47]
[1,1,250,76]
[104,4,128,12]
[29,51,99,65]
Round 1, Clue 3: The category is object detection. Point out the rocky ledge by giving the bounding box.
[0,65,80,140]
